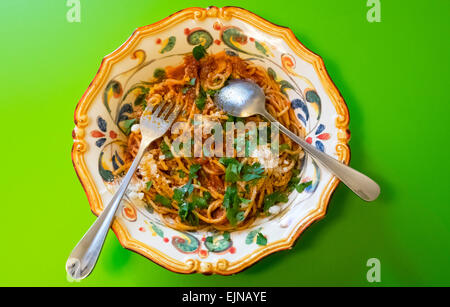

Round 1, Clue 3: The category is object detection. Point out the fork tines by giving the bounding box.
[152,101,181,123]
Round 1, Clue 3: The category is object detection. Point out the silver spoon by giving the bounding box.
[214,79,380,201]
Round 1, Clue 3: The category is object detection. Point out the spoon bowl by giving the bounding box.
[215,79,266,117]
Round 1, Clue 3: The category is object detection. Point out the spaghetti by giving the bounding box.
[121,49,307,231]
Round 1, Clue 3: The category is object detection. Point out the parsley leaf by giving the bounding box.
[195,90,206,111]
[295,181,312,193]
[219,158,242,183]
[188,164,202,179]
[173,180,194,204]
[179,202,199,225]
[203,191,212,203]
[173,188,185,204]
[193,45,207,60]
[182,78,197,95]
[160,141,173,159]
[226,115,244,123]
[191,195,208,209]
[154,194,172,208]
[145,181,153,191]
[225,162,242,183]
[122,118,136,134]
[263,191,288,213]
[177,190,211,225]
[291,169,301,177]
[279,144,290,151]
[241,163,265,182]
[206,89,218,96]
[223,185,240,225]
[177,170,186,178]
[205,236,214,245]
[236,212,245,222]
[134,93,146,106]
[153,68,166,79]
[219,159,264,183]
[287,169,301,192]
[222,184,247,225]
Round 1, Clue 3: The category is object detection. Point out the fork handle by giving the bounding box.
[66,143,148,280]
[261,111,380,202]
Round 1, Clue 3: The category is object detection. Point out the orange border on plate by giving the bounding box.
[72,6,350,275]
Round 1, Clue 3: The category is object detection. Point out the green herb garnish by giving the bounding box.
[179,202,199,225]
[295,181,312,193]
[172,165,200,204]
[160,141,173,159]
[188,164,202,179]
[154,194,172,208]
[263,191,288,213]
[219,158,264,183]
[223,184,240,225]
[206,89,218,96]
[222,184,248,225]
[134,93,146,106]
[236,212,245,222]
[203,191,212,203]
[195,93,206,110]
[241,163,265,182]
[122,118,136,134]
[153,68,166,79]
[245,185,251,194]
[145,181,153,191]
[219,158,243,183]
[173,188,185,204]
[193,44,207,60]
[177,170,186,178]
[191,195,208,209]
[173,181,194,204]
[279,144,290,151]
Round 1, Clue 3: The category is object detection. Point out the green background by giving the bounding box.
[1,0,449,286]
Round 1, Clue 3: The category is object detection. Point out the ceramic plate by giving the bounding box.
[72,6,350,275]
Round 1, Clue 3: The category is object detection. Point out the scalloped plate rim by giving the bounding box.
[71,6,351,275]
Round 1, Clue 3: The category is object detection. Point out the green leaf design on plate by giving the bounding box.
[187,29,213,49]
[172,232,200,253]
[256,232,267,246]
[255,41,268,56]
[103,80,122,113]
[120,118,136,135]
[305,89,322,120]
[160,36,176,54]
[98,152,114,182]
[222,27,248,54]
[267,67,277,80]
[204,232,233,253]
[279,80,295,95]
[150,222,164,238]
[245,227,262,245]
[144,203,154,214]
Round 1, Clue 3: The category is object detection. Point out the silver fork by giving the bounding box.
[66,101,182,280]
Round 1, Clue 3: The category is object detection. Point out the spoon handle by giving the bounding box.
[66,143,148,280]
[262,111,380,201]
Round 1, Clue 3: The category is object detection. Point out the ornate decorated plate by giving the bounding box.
[72,6,350,275]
